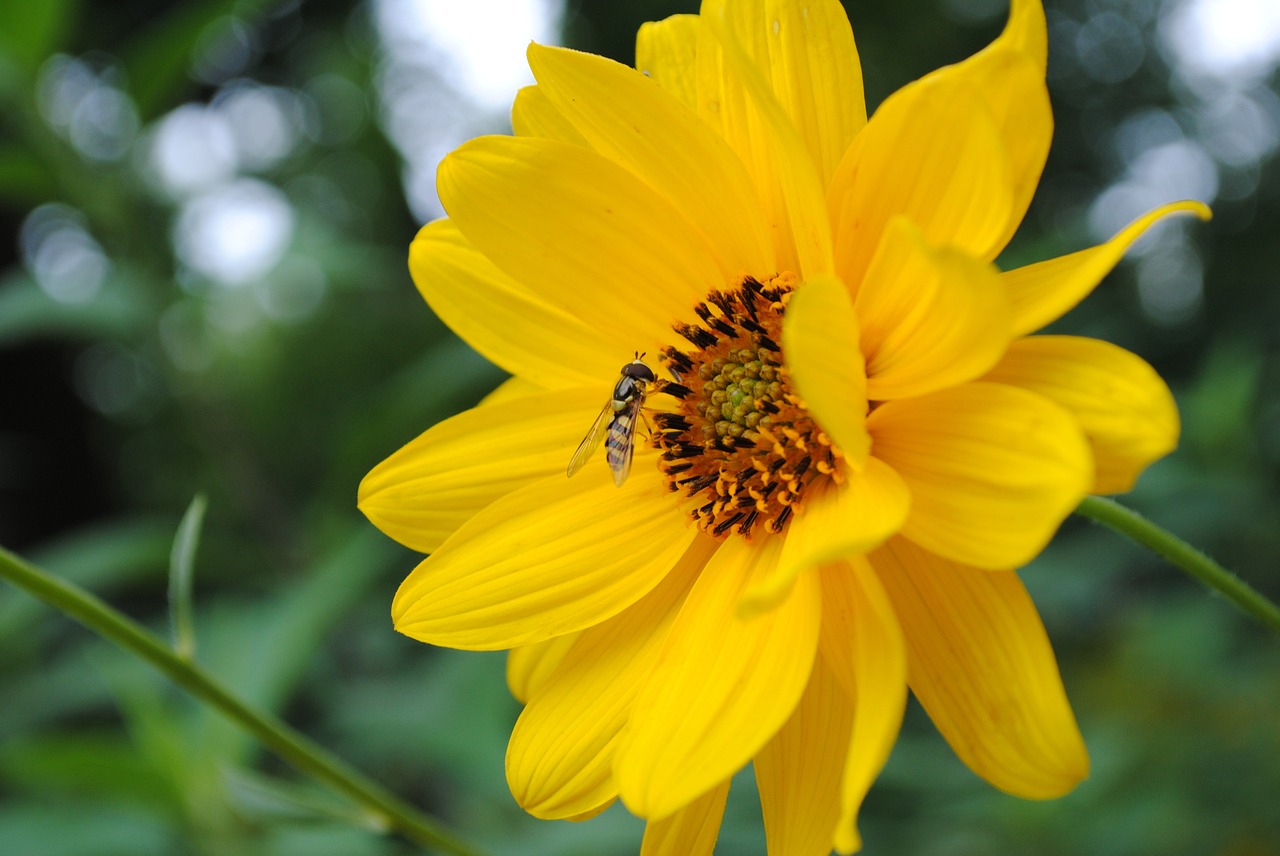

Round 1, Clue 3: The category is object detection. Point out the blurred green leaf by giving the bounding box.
[168,494,207,659]
[195,526,402,763]
[0,518,171,644]
[0,0,77,74]
[263,825,395,856]
[221,765,380,828]
[328,650,514,798]
[96,653,238,837]
[119,0,283,121]
[349,338,506,468]
[1179,339,1263,467]
[0,643,117,738]
[0,146,59,205]
[0,802,174,856]
[0,731,173,807]
[0,271,154,345]
[119,0,237,120]
[476,803,642,856]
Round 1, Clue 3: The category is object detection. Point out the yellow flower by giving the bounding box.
[359,0,1209,852]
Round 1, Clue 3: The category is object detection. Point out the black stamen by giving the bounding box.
[713,512,746,536]
[654,412,691,430]
[661,346,694,373]
[664,461,693,475]
[793,455,811,478]
[681,474,719,492]
[676,323,718,349]
[774,505,793,530]
[709,291,736,315]
[710,317,736,337]
[738,510,759,534]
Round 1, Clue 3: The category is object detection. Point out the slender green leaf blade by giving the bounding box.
[168,494,207,659]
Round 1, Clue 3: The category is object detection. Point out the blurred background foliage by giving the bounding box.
[0,0,1277,853]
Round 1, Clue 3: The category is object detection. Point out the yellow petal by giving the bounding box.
[479,375,544,406]
[640,778,731,856]
[697,5,835,277]
[564,801,613,822]
[636,14,701,109]
[359,386,604,554]
[739,458,909,617]
[983,336,1179,494]
[917,0,1051,251]
[867,382,1091,569]
[392,463,696,650]
[828,67,1013,291]
[818,560,906,854]
[956,48,1049,253]
[527,43,774,280]
[781,274,870,468]
[615,533,822,819]
[755,656,850,856]
[1004,200,1212,336]
[507,536,716,818]
[869,536,1088,798]
[1000,0,1050,69]
[506,633,580,705]
[438,135,724,350]
[704,0,866,183]
[510,85,588,145]
[409,219,618,388]
[857,218,1012,401]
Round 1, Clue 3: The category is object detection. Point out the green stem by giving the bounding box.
[0,545,482,856]
[1075,496,1280,638]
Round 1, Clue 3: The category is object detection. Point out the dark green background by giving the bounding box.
[1,0,1277,853]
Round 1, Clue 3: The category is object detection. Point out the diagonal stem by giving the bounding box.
[0,545,482,856]
[1075,496,1280,638]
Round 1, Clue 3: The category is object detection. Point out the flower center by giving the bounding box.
[653,273,843,539]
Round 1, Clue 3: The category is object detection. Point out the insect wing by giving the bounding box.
[567,400,614,479]
[604,394,644,487]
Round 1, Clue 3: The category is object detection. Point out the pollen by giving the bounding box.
[654,273,844,538]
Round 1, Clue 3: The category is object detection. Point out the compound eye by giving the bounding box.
[626,362,656,383]
[614,375,636,400]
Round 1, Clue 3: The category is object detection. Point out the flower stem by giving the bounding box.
[1075,496,1280,638]
[0,545,482,856]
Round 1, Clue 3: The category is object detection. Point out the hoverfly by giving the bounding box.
[567,355,658,487]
